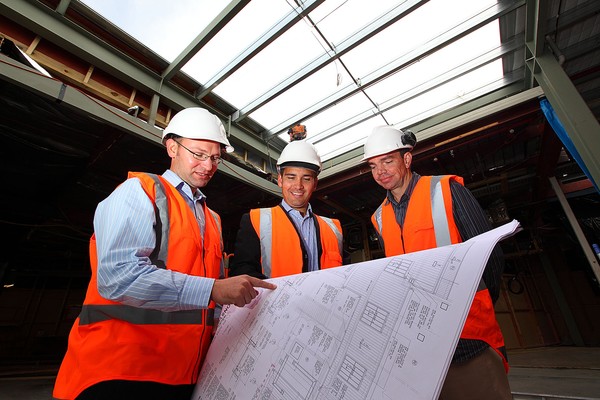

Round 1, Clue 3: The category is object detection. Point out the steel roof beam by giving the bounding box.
[533,53,600,191]
[0,53,281,196]
[523,0,546,88]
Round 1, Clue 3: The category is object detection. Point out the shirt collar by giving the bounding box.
[162,169,206,202]
[281,199,313,218]
[385,172,421,206]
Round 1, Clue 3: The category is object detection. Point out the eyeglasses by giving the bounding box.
[174,140,222,164]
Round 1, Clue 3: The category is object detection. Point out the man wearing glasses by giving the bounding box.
[53,107,276,400]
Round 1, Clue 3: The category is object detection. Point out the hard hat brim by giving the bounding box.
[278,161,320,174]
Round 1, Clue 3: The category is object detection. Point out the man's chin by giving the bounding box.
[288,202,308,210]
[194,179,211,188]
[377,181,393,190]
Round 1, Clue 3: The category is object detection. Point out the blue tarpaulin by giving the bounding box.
[540,98,599,193]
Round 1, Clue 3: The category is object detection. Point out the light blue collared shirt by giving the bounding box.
[280,200,319,272]
[94,169,214,311]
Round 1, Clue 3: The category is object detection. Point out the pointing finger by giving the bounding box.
[249,277,277,290]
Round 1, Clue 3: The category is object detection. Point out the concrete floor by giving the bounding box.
[507,347,600,400]
[1,347,599,399]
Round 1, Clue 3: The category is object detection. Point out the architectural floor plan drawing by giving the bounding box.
[193,220,521,400]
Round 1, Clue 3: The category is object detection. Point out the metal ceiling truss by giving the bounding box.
[1,0,598,192]
[531,53,600,188]
[234,0,430,128]
[258,0,525,145]
[309,35,525,146]
[523,0,600,190]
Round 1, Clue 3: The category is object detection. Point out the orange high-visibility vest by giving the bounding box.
[53,172,223,399]
[249,206,343,278]
[371,175,508,372]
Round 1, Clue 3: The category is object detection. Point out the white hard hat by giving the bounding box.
[162,107,234,153]
[362,125,417,160]
[277,140,322,174]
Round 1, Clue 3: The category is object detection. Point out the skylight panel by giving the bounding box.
[310,0,405,46]
[79,0,510,167]
[313,117,387,161]
[284,93,377,144]
[213,18,326,109]
[80,0,225,62]
[365,21,502,108]
[285,1,503,161]
[181,0,290,84]
[313,61,504,162]
[340,0,499,79]
[382,60,505,128]
[248,62,354,130]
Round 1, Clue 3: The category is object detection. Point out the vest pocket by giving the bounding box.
[411,220,434,233]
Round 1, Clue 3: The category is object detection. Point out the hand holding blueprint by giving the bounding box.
[193,220,521,400]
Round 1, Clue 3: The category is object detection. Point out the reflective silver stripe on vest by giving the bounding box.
[373,203,384,234]
[208,208,225,275]
[258,208,273,278]
[79,304,214,326]
[147,174,170,269]
[208,209,222,239]
[429,177,487,291]
[320,216,343,255]
[430,176,452,247]
[208,208,225,258]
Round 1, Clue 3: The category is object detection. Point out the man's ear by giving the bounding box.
[165,138,178,158]
[404,152,412,168]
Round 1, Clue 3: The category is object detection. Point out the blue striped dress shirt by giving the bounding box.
[280,200,319,272]
[94,169,214,311]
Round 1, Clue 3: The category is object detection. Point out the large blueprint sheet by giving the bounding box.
[193,220,521,400]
